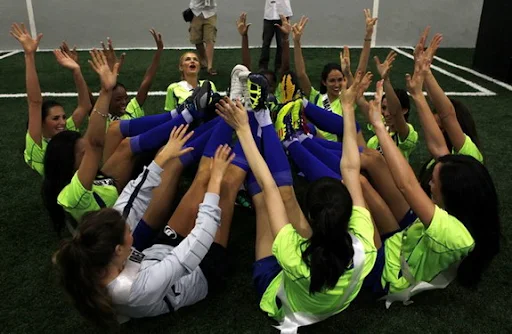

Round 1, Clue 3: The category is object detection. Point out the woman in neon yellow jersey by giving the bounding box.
[10,23,91,176]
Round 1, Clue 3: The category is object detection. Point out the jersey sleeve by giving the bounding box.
[164,84,177,111]
[425,205,475,253]
[24,132,45,176]
[308,87,320,104]
[126,97,145,119]
[65,117,78,132]
[348,206,376,253]
[272,224,309,279]
[209,81,218,92]
[397,123,419,160]
[454,134,483,163]
[57,172,94,212]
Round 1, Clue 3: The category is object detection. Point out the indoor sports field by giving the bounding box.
[0,47,511,333]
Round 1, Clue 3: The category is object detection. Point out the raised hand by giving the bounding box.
[368,80,385,127]
[364,9,378,36]
[10,23,43,54]
[159,124,195,160]
[425,33,442,63]
[215,97,249,131]
[53,49,80,71]
[340,46,352,78]
[100,37,126,72]
[60,41,78,63]
[88,49,121,91]
[406,52,431,97]
[357,71,373,98]
[341,71,364,106]
[275,15,292,36]
[413,26,431,62]
[374,50,397,80]
[210,144,236,180]
[236,12,251,36]
[150,29,164,50]
[292,16,309,43]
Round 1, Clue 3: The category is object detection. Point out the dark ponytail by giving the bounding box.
[53,208,126,329]
[437,155,500,288]
[302,177,354,294]
[42,131,82,234]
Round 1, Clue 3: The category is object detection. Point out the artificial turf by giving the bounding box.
[0,47,511,333]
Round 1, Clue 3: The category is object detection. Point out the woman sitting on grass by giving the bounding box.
[215,72,377,333]
[10,22,91,176]
[362,54,500,305]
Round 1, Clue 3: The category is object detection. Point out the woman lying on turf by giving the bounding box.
[413,28,484,194]
[215,73,377,333]
[362,55,500,305]
[293,10,376,142]
[53,143,236,329]
[42,50,217,233]
[10,23,92,176]
[164,51,217,113]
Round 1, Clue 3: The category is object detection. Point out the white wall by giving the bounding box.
[0,0,484,51]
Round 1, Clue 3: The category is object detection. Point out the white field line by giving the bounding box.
[0,45,414,53]
[25,0,37,39]
[0,51,21,60]
[371,0,380,48]
[390,47,496,96]
[0,91,494,99]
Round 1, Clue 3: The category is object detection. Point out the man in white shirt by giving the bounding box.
[259,0,293,73]
[189,0,218,75]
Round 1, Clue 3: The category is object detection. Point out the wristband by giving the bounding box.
[93,108,109,118]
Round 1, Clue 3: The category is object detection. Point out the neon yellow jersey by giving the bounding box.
[308,87,343,142]
[57,172,119,222]
[24,117,77,176]
[260,207,377,320]
[426,134,483,169]
[164,80,217,111]
[382,205,475,293]
[367,123,419,161]
[106,97,145,129]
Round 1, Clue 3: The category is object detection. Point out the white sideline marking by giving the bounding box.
[390,47,496,96]
[371,0,380,48]
[25,0,38,39]
[0,51,20,60]
[0,91,494,99]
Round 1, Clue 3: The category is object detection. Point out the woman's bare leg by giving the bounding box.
[103,120,124,163]
[101,138,136,193]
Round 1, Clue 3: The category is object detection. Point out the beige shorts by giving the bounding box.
[189,14,217,44]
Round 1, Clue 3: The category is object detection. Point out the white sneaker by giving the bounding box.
[229,65,250,100]
[238,70,251,107]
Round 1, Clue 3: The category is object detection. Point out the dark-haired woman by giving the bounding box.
[293,10,376,142]
[11,23,91,176]
[215,73,376,332]
[363,56,500,305]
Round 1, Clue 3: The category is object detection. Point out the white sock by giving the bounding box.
[170,109,179,118]
[302,97,309,108]
[297,133,310,143]
[253,108,272,127]
[181,108,194,123]
[282,136,298,149]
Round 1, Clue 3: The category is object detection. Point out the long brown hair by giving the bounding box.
[53,208,126,329]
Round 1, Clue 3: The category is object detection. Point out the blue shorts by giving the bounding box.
[253,255,282,298]
[363,209,417,296]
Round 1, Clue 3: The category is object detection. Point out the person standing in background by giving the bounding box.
[259,0,292,73]
[189,0,218,75]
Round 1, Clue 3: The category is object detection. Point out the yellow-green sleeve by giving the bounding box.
[24,132,46,176]
[454,135,483,163]
[164,83,177,111]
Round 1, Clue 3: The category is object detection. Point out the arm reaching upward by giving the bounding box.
[236,12,252,70]
[292,16,312,98]
[135,29,164,106]
[356,9,377,74]
[275,15,292,76]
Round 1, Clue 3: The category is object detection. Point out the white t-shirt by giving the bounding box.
[190,0,217,18]
[264,0,293,20]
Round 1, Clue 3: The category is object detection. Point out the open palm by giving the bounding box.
[10,23,42,54]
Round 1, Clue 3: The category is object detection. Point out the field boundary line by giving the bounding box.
[0,51,20,60]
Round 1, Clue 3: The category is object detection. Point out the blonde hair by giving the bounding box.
[179,52,199,80]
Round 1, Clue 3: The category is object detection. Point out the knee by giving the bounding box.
[361,147,385,170]
[107,120,121,136]
[117,138,132,156]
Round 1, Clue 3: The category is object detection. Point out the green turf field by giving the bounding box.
[0,47,511,333]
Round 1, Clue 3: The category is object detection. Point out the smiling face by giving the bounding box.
[179,52,200,77]
[381,97,393,127]
[42,106,67,138]
[322,69,343,98]
[109,85,129,117]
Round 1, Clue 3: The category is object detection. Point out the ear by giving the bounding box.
[402,108,409,115]
[115,244,123,256]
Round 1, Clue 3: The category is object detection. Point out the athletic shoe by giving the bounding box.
[229,65,250,100]
[274,104,294,141]
[247,73,269,111]
[279,71,302,103]
[181,81,213,119]
[289,99,311,134]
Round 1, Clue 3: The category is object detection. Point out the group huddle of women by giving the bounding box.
[11,7,501,333]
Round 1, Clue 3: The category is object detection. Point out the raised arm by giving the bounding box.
[60,41,95,107]
[76,50,122,190]
[275,15,292,75]
[292,17,312,98]
[355,71,373,120]
[340,72,365,207]
[216,98,288,237]
[356,9,378,74]
[101,37,126,73]
[368,80,436,226]
[236,12,252,70]
[135,29,164,107]
[407,53,449,159]
[375,51,409,140]
[10,23,43,145]
[53,50,91,129]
